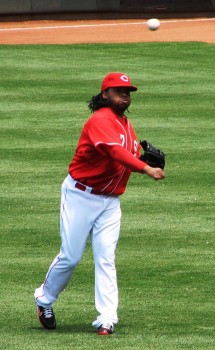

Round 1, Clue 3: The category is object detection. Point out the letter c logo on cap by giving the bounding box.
[120,75,129,82]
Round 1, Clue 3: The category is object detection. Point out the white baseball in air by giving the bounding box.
[147,18,160,31]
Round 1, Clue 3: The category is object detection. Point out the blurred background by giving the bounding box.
[0,0,214,21]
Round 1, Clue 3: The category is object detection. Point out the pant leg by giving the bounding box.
[91,195,121,328]
[35,176,101,307]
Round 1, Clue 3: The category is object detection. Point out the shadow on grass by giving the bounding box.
[31,324,93,334]
[31,323,128,335]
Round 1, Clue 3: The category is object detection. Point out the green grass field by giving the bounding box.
[0,42,214,350]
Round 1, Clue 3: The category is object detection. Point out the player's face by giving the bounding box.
[102,87,131,115]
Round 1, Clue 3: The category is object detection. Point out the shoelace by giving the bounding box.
[101,323,113,331]
[43,307,54,318]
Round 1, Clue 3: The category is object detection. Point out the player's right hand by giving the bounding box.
[143,165,165,180]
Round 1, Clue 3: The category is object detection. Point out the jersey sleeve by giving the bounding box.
[87,117,122,153]
[100,144,148,173]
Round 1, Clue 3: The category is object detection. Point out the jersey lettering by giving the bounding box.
[120,134,125,147]
[134,140,138,157]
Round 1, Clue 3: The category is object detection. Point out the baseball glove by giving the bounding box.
[139,140,165,169]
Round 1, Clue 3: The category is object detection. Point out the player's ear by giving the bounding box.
[102,90,108,99]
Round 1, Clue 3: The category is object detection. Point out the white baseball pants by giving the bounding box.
[34,174,121,328]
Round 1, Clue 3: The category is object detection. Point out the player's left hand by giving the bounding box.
[139,140,165,170]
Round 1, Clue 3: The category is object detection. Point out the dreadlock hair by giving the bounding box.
[87,92,109,112]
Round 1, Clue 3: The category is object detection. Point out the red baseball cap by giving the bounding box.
[101,72,137,92]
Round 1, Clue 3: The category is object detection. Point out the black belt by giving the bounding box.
[75,182,101,195]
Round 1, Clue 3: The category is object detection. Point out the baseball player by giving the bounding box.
[34,72,165,335]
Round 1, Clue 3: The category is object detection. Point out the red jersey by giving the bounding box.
[69,107,145,195]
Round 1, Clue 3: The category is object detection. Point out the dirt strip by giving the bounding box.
[0,18,214,44]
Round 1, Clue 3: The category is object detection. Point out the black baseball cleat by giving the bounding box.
[97,323,113,335]
[37,305,56,330]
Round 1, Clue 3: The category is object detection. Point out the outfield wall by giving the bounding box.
[0,0,214,15]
